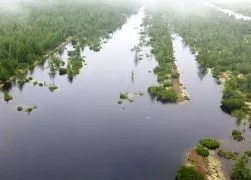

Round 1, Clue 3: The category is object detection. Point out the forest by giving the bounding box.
[143,12,183,103]
[160,3,251,119]
[0,1,136,84]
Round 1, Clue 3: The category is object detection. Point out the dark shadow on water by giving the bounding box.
[68,76,74,84]
[2,82,13,92]
[197,66,208,80]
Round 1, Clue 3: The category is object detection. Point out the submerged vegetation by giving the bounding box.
[218,150,238,160]
[232,129,245,141]
[16,105,37,114]
[4,91,13,102]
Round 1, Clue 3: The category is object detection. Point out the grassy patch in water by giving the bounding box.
[120,93,128,100]
[17,106,23,111]
[66,46,84,79]
[232,129,245,142]
[48,85,58,92]
[118,100,123,104]
[218,150,238,160]
[196,145,209,157]
[4,92,13,102]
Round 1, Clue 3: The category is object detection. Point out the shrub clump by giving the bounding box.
[120,93,128,99]
[148,86,178,103]
[231,155,251,180]
[4,92,13,102]
[139,92,144,96]
[245,151,251,157]
[232,129,245,141]
[218,150,238,160]
[26,107,33,113]
[33,81,38,86]
[176,166,204,180]
[59,68,67,75]
[199,138,220,150]
[48,85,58,92]
[17,106,23,111]
[25,106,37,113]
[196,145,209,157]
[221,87,245,113]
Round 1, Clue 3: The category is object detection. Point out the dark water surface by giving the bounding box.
[0,10,237,180]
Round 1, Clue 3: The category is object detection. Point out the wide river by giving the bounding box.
[0,9,238,180]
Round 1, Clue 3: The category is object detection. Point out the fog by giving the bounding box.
[0,0,251,16]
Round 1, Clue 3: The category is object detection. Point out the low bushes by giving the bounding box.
[199,138,220,150]
[218,150,238,160]
[221,87,246,113]
[232,129,245,141]
[17,106,23,111]
[176,166,204,180]
[4,92,13,102]
[231,155,251,180]
[48,85,58,92]
[148,86,178,103]
[59,68,67,75]
[120,93,128,99]
[196,145,209,157]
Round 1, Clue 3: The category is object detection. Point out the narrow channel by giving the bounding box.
[205,2,251,21]
[0,9,238,180]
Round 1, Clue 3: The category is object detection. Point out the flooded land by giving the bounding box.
[1,0,251,180]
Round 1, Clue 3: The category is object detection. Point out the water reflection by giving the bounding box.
[0,9,238,180]
[198,66,208,80]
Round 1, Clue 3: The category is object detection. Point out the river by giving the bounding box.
[205,2,251,21]
[0,9,238,180]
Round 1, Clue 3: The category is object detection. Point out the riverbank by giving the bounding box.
[144,13,188,103]
[185,149,227,180]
